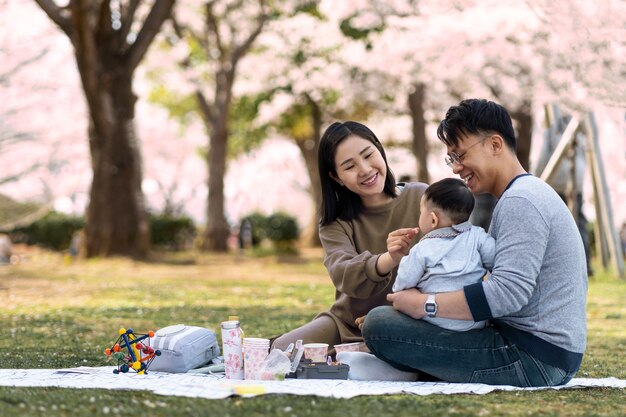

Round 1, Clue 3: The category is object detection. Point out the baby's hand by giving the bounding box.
[355,316,366,331]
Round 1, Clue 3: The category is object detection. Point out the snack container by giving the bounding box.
[286,359,349,380]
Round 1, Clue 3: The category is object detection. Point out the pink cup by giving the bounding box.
[333,342,361,354]
[303,343,329,362]
[243,338,269,380]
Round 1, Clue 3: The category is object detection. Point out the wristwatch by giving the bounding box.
[424,294,437,317]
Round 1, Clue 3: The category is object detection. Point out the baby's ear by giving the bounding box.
[430,211,439,228]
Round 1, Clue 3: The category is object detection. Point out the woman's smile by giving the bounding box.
[333,135,389,207]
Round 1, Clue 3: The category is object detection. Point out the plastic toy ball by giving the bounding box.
[104,327,161,375]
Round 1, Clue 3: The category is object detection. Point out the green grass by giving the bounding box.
[0,247,625,417]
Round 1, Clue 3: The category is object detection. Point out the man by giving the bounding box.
[362,99,587,387]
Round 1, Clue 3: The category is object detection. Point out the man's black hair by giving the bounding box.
[437,98,517,151]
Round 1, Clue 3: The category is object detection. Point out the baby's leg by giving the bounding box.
[336,351,419,381]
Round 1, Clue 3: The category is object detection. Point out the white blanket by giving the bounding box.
[0,367,624,399]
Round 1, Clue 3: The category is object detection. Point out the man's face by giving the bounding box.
[445,133,495,195]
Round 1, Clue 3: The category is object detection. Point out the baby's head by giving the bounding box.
[419,178,475,234]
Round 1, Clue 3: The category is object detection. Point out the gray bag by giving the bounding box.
[149,324,220,373]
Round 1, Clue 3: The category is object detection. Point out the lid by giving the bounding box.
[221,320,240,329]
[243,337,270,346]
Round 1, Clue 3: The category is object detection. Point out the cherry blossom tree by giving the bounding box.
[0,52,46,188]
[33,0,175,258]
[327,0,543,175]
[239,6,384,245]
[528,0,626,110]
[149,0,271,251]
[1,0,90,216]
[5,0,623,254]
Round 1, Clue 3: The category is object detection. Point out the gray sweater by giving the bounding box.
[464,174,587,372]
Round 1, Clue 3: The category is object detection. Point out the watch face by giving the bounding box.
[425,304,436,313]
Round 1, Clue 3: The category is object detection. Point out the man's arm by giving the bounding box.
[386,288,474,320]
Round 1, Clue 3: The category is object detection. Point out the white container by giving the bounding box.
[221,320,244,380]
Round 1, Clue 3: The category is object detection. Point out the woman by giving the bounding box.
[271,121,427,353]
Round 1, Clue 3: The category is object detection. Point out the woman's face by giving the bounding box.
[331,135,390,207]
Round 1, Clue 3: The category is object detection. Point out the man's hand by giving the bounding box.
[387,288,426,319]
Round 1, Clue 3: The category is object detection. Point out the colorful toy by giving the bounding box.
[104,327,161,374]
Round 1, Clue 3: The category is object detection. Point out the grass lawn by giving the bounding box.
[0,246,625,417]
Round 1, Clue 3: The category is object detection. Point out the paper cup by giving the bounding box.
[303,343,329,362]
[243,337,269,380]
[333,342,361,354]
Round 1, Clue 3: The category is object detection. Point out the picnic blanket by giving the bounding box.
[1,367,625,399]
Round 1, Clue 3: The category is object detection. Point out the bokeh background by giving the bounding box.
[1,0,625,258]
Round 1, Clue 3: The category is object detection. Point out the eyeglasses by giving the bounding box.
[445,135,491,168]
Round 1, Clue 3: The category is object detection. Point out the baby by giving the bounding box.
[393,177,495,331]
[338,178,496,381]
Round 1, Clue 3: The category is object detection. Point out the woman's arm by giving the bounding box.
[320,223,417,299]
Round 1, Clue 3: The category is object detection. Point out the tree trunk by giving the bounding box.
[408,83,430,183]
[34,0,175,258]
[512,100,533,171]
[200,69,232,251]
[85,71,149,257]
[295,97,322,247]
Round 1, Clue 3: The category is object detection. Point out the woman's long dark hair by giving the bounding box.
[318,121,397,226]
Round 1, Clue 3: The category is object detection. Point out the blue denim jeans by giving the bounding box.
[362,306,575,387]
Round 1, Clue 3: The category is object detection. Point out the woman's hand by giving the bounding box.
[387,288,425,319]
[375,227,419,276]
[387,227,419,264]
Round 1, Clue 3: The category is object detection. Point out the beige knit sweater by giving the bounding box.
[318,182,427,341]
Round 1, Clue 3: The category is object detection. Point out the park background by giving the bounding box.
[1,2,625,416]
[1,0,625,260]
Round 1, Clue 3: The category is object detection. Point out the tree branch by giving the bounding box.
[224,0,245,16]
[170,11,207,54]
[169,11,185,39]
[96,0,113,48]
[66,0,110,140]
[0,48,49,84]
[195,89,214,123]
[0,129,37,147]
[119,0,141,45]
[0,165,42,187]
[231,1,268,65]
[33,0,73,36]
[126,0,176,72]
[205,1,223,55]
